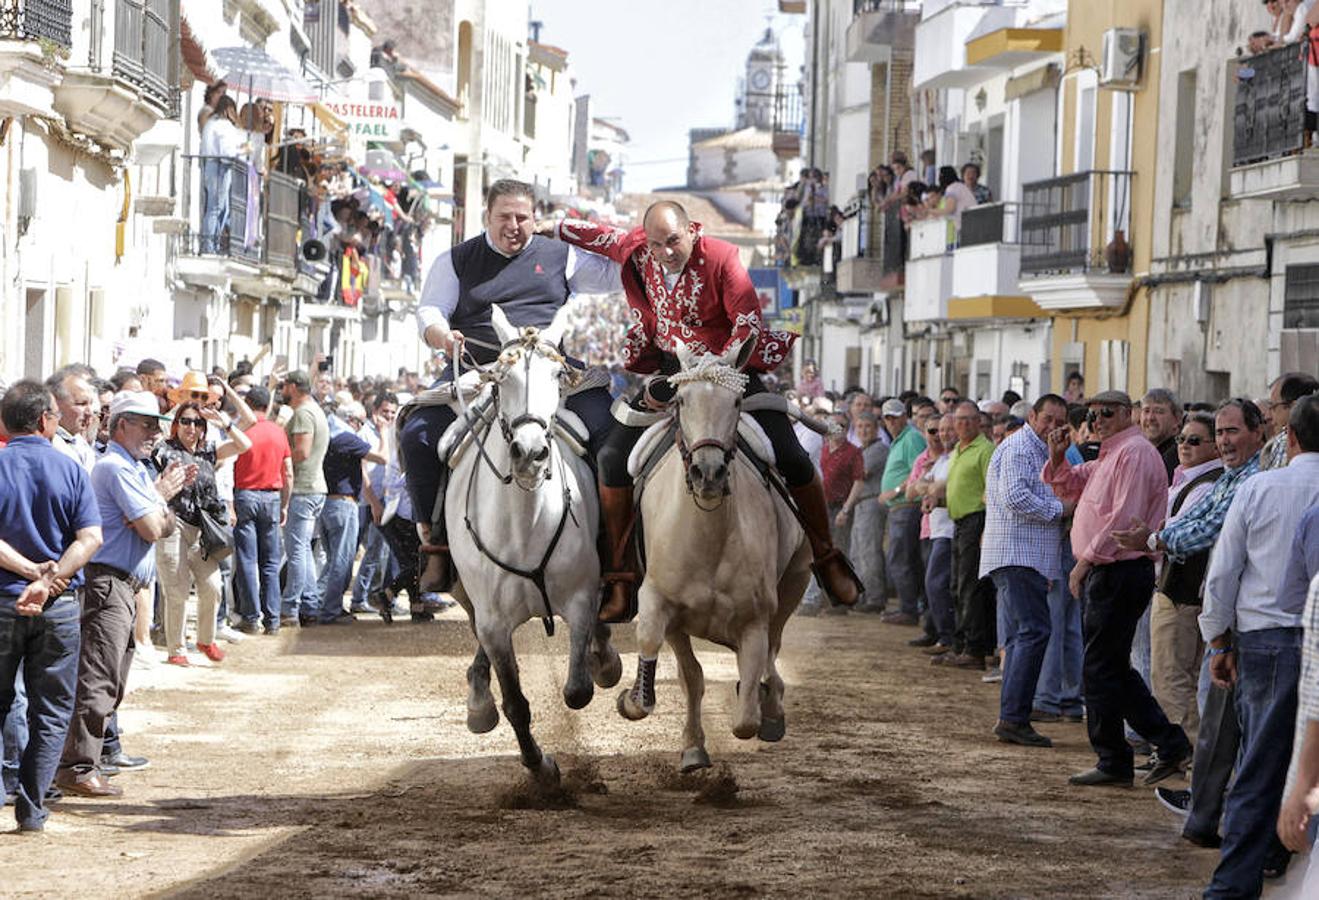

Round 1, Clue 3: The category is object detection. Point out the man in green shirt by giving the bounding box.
[279,371,330,626]
[878,398,926,624]
[940,400,996,669]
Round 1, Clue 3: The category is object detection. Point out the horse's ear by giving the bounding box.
[673,339,695,369]
[490,305,516,343]
[540,303,572,347]
[721,337,754,371]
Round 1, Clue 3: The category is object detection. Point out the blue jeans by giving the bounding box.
[1035,538,1083,716]
[200,158,231,253]
[924,537,954,646]
[352,516,395,607]
[233,490,283,628]
[2,669,25,798]
[885,506,923,617]
[281,493,325,618]
[0,595,81,830]
[315,496,359,622]
[1206,627,1302,899]
[993,567,1051,725]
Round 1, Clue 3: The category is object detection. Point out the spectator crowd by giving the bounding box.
[0,355,438,832]
[4,342,1319,900]
[794,368,1319,898]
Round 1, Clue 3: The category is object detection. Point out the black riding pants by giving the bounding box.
[598,374,814,488]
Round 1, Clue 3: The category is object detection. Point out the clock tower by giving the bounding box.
[738,28,782,130]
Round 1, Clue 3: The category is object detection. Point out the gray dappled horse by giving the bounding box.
[447,305,621,786]
[617,338,813,772]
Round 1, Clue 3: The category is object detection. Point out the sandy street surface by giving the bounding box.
[3,608,1223,898]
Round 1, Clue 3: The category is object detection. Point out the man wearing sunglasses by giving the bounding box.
[1044,389,1192,789]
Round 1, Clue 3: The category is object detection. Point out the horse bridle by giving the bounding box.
[672,390,742,511]
[454,328,579,636]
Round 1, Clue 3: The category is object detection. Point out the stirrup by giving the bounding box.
[811,548,864,607]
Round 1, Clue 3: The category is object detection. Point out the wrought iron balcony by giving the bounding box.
[1019,170,1133,276]
[1232,42,1307,168]
[771,85,802,160]
[0,0,72,47]
[112,0,173,114]
[837,196,904,294]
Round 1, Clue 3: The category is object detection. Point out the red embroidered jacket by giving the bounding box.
[556,219,797,374]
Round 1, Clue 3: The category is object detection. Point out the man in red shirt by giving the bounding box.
[543,201,862,620]
[821,412,865,551]
[231,385,292,634]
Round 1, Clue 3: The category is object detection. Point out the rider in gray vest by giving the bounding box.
[400,180,620,591]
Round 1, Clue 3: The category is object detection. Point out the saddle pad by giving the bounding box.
[626,413,775,480]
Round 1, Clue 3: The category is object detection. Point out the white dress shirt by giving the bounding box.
[416,233,623,339]
[1200,453,1319,640]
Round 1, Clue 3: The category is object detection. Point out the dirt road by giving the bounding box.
[5,610,1218,898]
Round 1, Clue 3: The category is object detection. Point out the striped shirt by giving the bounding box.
[980,425,1065,580]
[1157,452,1261,563]
[1285,572,1319,797]
[1200,453,1319,640]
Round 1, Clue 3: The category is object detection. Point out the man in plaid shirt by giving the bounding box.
[981,393,1071,748]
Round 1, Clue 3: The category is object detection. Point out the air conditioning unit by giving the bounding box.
[1100,28,1144,89]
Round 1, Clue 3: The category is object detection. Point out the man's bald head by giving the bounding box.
[643,200,695,274]
[642,200,690,230]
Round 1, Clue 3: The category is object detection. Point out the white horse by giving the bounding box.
[446,305,622,785]
[617,339,813,772]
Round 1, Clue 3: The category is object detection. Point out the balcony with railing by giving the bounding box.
[0,0,72,119]
[1228,42,1319,201]
[837,194,904,294]
[174,157,310,290]
[905,217,955,322]
[51,0,177,149]
[913,0,1021,90]
[948,202,1043,320]
[846,0,920,64]
[771,84,803,160]
[1018,169,1134,310]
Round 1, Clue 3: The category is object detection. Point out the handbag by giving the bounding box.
[198,509,234,562]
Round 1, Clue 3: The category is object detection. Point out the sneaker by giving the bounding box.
[907,634,938,648]
[1155,786,1191,817]
[929,652,956,666]
[279,615,301,629]
[263,625,280,636]
[1143,749,1189,786]
[1135,753,1158,774]
[197,642,226,663]
[235,620,262,636]
[993,720,1053,748]
[879,611,919,626]
[215,624,244,644]
[165,654,190,667]
[922,642,952,656]
[422,594,454,613]
[981,665,1003,683]
[348,603,373,614]
[131,644,158,668]
[951,653,986,671]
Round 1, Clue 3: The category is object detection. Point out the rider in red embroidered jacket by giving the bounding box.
[546,202,862,622]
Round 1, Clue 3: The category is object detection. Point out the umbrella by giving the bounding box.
[360,149,408,182]
[213,46,317,103]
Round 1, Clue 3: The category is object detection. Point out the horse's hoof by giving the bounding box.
[616,688,652,721]
[732,719,760,740]
[591,649,623,689]
[563,682,594,711]
[531,753,560,787]
[680,746,711,773]
[467,702,499,734]
[758,715,786,743]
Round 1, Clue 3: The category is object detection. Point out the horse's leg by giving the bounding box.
[466,645,499,734]
[480,621,558,785]
[618,583,668,720]
[669,630,710,772]
[760,544,811,743]
[732,621,769,740]
[562,588,597,710]
[589,621,623,689]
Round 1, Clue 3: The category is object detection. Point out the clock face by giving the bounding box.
[750,69,771,90]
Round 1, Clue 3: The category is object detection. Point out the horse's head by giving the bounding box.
[488,304,571,490]
[671,338,752,505]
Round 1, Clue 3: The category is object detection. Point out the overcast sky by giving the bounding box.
[530,0,806,191]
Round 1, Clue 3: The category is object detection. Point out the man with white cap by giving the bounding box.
[316,399,386,622]
[56,391,191,798]
[877,398,927,625]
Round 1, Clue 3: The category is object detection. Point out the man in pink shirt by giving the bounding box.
[1043,390,1192,788]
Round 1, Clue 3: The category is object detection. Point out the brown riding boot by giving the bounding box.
[597,483,638,623]
[789,474,863,606]
[417,522,454,593]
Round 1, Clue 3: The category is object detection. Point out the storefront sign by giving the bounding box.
[324,98,401,140]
